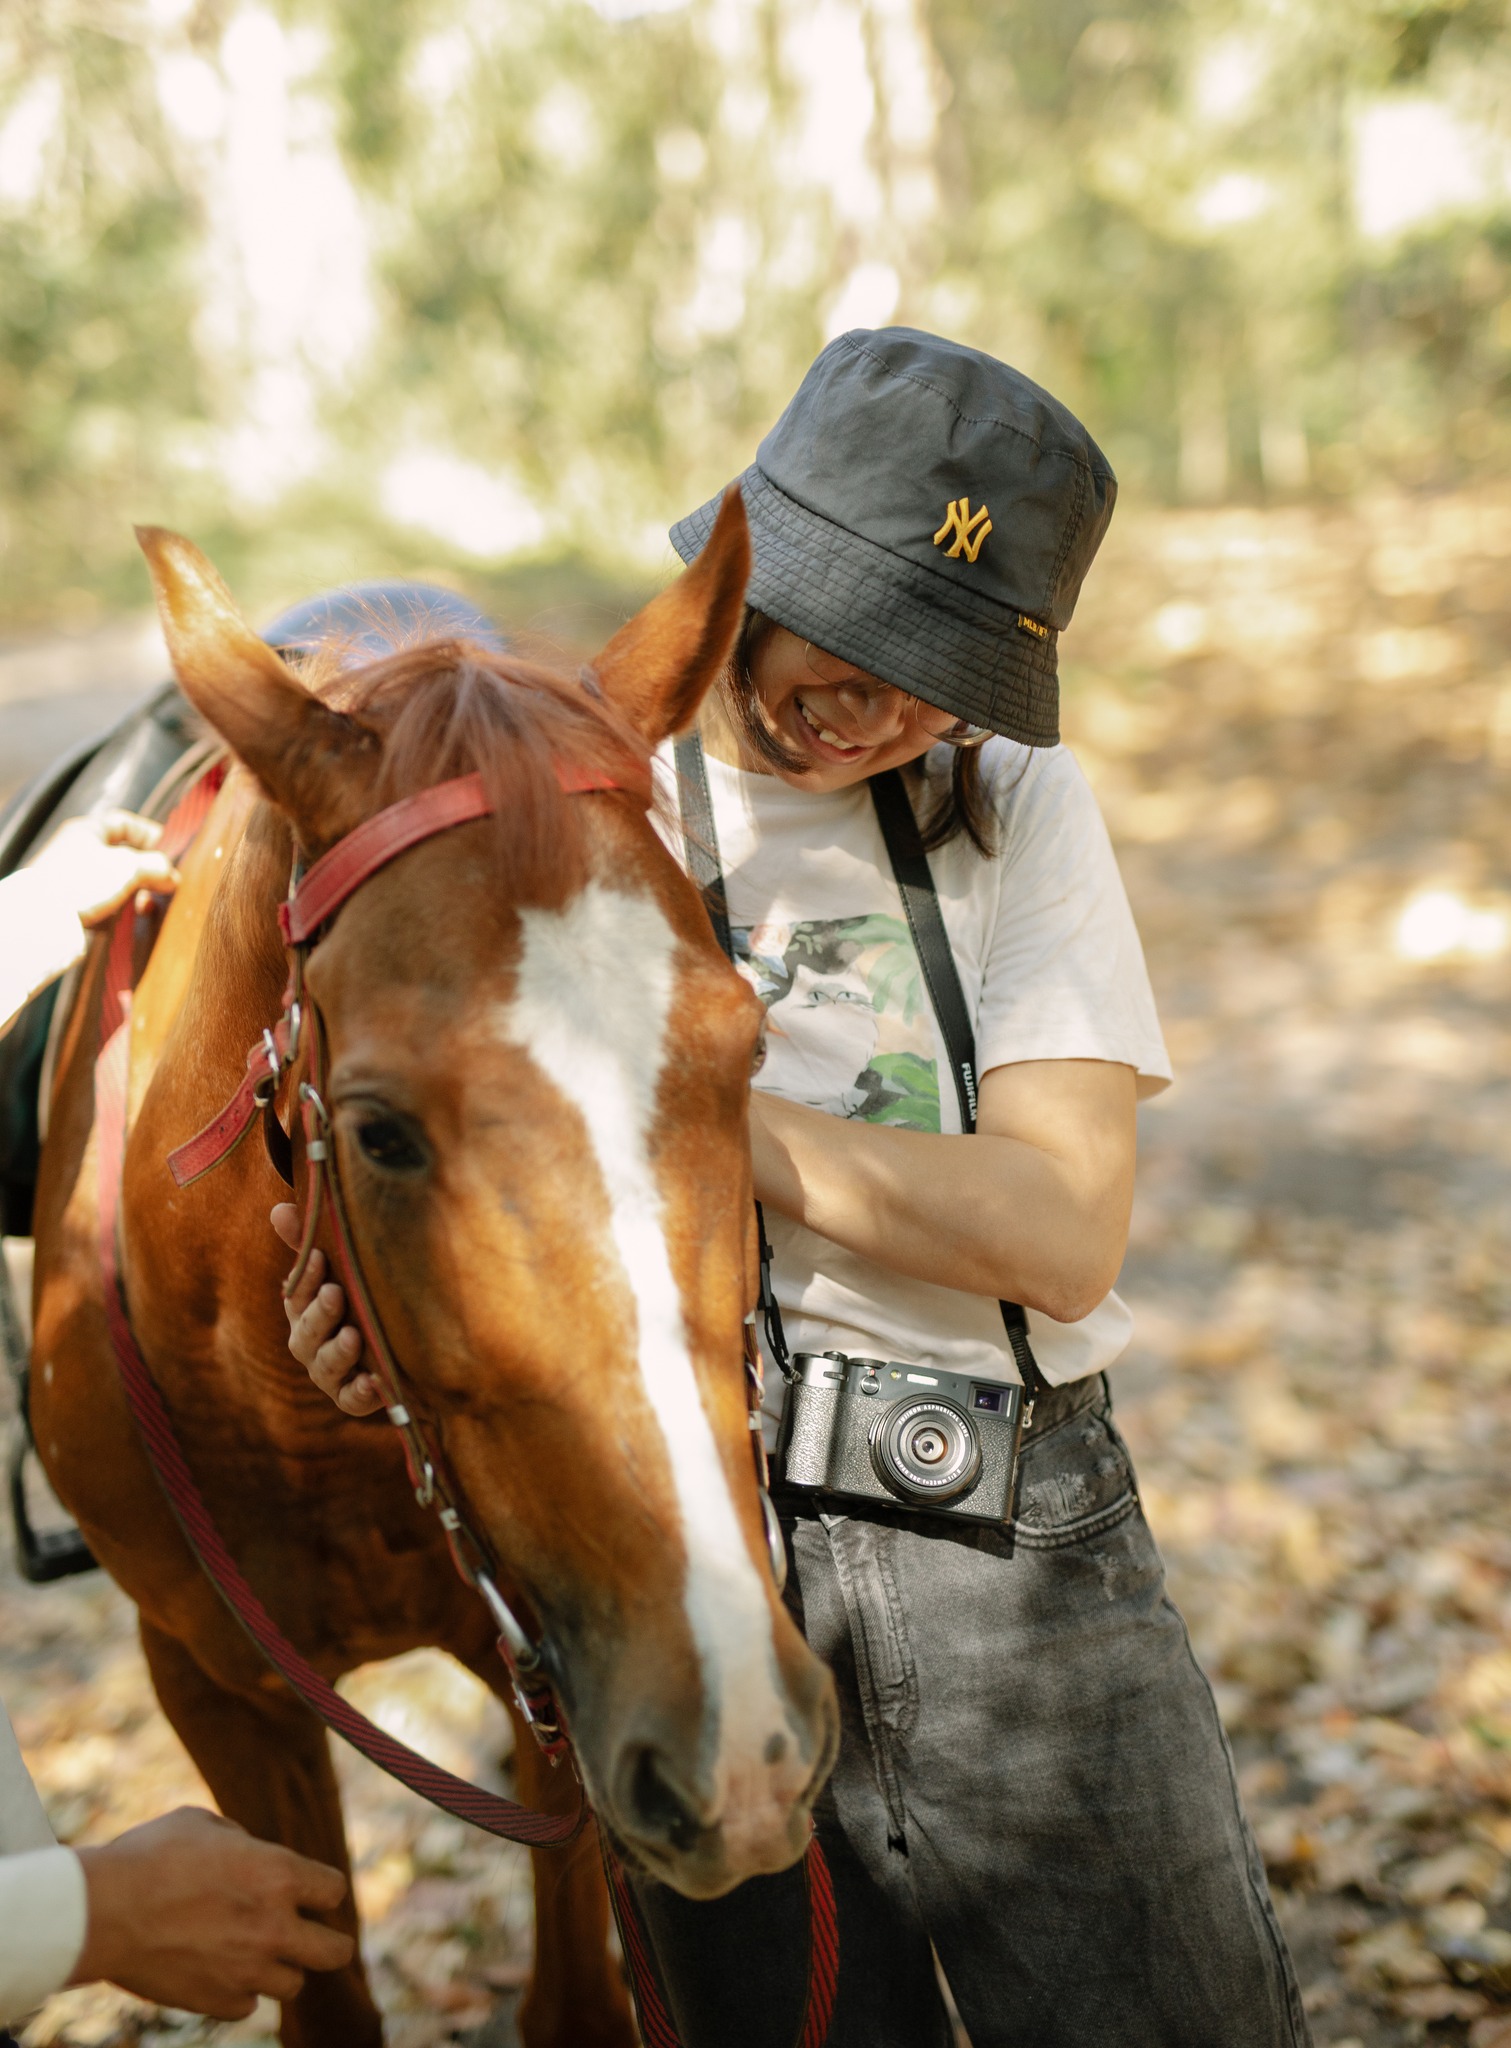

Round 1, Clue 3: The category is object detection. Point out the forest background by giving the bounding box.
[3,0,1511,621]
[3,5,1511,2048]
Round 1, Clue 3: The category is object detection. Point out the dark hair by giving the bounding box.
[717,608,998,857]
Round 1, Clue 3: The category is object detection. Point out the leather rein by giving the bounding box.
[104,755,647,1844]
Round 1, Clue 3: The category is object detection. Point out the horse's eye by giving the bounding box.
[751,1017,769,1076]
[354,1115,429,1174]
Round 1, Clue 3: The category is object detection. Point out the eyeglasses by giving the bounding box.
[803,643,991,748]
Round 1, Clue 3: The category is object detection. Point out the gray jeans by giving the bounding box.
[623,1376,1310,2048]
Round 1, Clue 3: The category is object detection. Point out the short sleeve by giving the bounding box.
[0,1702,55,1855]
[974,746,1171,1096]
[0,1845,87,2025]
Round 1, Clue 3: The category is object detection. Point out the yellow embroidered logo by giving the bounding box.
[933,496,993,563]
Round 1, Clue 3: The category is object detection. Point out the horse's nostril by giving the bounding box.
[628,1746,708,1854]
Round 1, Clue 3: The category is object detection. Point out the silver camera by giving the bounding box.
[775,1351,1025,1526]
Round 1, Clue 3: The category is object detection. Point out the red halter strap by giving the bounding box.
[279,763,634,948]
[168,760,642,1189]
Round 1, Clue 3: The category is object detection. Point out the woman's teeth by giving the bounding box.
[797,699,860,750]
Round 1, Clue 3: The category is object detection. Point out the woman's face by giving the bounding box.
[746,625,941,793]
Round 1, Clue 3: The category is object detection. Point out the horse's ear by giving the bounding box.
[135,526,376,838]
[591,487,751,744]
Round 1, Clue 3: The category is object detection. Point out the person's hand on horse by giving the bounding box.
[31,809,180,928]
[270,1204,384,1415]
[2,808,183,1037]
[70,1806,354,2020]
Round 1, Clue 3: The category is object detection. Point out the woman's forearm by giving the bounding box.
[748,1061,1137,1322]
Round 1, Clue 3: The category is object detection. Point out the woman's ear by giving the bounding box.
[136,526,379,848]
[589,487,751,745]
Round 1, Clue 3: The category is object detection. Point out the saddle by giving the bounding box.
[1,581,505,1582]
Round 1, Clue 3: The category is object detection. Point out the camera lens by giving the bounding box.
[870,1399,981,1504]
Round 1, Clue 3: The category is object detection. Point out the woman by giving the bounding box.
[281,328,1307,2047]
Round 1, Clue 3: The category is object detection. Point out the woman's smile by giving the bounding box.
[792,694,873,762]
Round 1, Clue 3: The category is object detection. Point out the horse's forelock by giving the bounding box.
[309,639,655,901]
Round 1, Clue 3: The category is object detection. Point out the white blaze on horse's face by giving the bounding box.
[494,876,809,1876]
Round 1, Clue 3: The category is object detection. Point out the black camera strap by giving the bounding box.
[673,727,733,960]
[868,770,1049,1404]
[674,730,1049,1405]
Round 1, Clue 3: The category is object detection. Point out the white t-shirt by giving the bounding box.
[656,738,1171,1420]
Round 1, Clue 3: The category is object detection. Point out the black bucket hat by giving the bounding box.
[669,327,1117,746]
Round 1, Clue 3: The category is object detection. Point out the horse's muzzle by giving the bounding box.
[601,1666,840,1900]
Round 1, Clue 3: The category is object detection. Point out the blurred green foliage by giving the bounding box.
[1,0,1509,628]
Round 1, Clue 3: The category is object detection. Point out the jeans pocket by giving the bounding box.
[1011,1400,1139,1548]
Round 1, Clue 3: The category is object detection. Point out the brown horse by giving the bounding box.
[28,493,838,2048]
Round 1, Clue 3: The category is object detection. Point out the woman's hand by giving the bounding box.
[72,1806,353,2020]
[270,1205,384,1416]
[33,809,180,927]
[2,809,182,1037]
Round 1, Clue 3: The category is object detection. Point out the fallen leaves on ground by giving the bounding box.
[1072,487,1511,2047]
[4,484,1510,2046]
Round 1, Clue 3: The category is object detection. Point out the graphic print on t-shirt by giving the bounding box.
[734,914,940,1131]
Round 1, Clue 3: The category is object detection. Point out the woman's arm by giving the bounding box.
[276,1056,1137,1409]
[748,1057,1137,1322]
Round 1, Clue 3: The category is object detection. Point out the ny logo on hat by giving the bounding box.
[933,496,993,564]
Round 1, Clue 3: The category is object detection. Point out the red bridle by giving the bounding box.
[165,759,646,1757]
[279,761,639,945]
[53,754,652,1863]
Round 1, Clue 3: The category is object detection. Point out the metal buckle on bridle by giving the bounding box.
[253,1027,282,1107]
[759,1486,787,1594]
[476,1572,568,1755]
[477,1570,539,1669]
[298,1080,329,1163]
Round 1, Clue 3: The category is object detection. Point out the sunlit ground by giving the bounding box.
[4,485,1511,2046]
[1075,486,1511,2048]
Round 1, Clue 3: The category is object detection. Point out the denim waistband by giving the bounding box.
[1022,1368,1109,1435]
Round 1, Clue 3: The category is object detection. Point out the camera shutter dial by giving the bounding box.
[870,1398,982,1503]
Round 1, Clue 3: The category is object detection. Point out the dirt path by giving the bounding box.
[5,489,1511,2046]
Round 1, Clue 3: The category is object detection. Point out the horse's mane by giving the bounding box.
[307,637,653,899]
